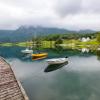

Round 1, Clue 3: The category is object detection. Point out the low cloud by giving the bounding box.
[0,0,100,30]
[55,0,82,17]
[55,0,100,17]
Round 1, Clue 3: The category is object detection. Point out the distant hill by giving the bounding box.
[0,26,96,42]
[78,29,96,34]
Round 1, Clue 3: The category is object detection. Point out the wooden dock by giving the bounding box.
[0,57,29,100]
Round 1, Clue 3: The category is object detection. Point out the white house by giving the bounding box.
[81,37,90,42]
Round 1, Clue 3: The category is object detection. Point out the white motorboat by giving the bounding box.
[21,48,33,54]
[44,61,68,72]
[46,57,68,65]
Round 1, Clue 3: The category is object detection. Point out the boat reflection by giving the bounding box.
[44,61,68,72]
[22,54,31,59]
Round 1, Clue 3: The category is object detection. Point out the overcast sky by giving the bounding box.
[0,0,100,30]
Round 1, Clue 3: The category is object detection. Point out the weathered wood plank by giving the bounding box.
[0,57,29,100]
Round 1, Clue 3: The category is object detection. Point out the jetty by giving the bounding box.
[0,57,29,100]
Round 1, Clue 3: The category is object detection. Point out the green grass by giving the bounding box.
[63,39,99,45]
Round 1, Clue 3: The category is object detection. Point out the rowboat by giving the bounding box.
[32,53,48,60]
[46,56,68,65]
[21,48,33,54]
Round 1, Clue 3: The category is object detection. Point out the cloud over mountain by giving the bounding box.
[0,0,100,30]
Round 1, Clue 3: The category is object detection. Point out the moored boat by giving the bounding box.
[21,48,33,54]
[46,56,68,65]
[32,53,48,60]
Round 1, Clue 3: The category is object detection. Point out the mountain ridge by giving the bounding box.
[0,26,96,42]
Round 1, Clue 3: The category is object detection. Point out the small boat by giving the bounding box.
[21,48,33,54]
[32,53,48,60]
[46,56,68,65]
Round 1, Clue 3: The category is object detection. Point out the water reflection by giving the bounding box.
[0,46,96,60]
[0,46,100,100]
[44,61,68,72]
[81,48,89,53]
[96,50,100,61]
[21,54,31,60]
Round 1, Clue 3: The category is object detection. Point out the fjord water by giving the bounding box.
[0,46,100,100]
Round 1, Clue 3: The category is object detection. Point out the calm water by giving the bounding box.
[0,46,100,100]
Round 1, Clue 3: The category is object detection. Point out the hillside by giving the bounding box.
[0,26,96,42]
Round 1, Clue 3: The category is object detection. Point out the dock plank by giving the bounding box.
[0,57,29,100]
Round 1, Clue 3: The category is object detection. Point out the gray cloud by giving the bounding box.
[82,0,100,13]
[55,0,82,17]
[0,0,100,30]
[55,0,100,17]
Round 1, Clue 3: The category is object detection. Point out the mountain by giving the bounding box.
[78,29,96,34]
[0,26,96,42]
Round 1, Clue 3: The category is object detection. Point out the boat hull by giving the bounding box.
[46,58,68,65]
[32,53,48,60]
[44,61,68,72]
[21,50,33,54]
